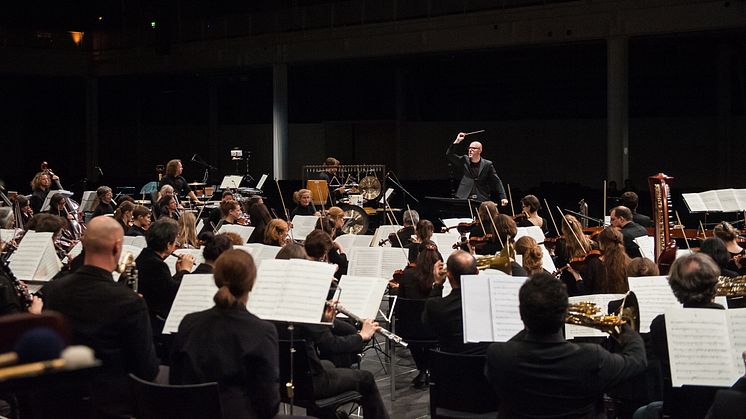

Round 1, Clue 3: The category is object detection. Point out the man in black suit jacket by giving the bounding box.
[446,132,507,204]
[423,250,489,354]
[485,272,647,418]
[621,191,653,228]
[611,206,648,258]
[43,216,159,418]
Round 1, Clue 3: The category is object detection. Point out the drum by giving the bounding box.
[349,194,364,207]
[338,204,370,235]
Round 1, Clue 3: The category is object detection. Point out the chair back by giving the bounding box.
[428,349,498,418]
[394,297,434,341]
[129,373,222,419]
[0,311,70,353]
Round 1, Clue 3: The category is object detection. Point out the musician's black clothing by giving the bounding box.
[290,204,316,218]
[423,285,489,355]
[126,224,147,237]
[0,271,25,315]
[389,226,414,249]
[706,377,746,419]
[170,305,280,419]
[633,212,653,228]
[649,301,725,419]
[393,267,435,372]
[208,207,223,229]
[191,263,213,274]
[516,217,550,235]
[277,323,389,419]
[446,143,506,201]
[248,223,266,244]
[485,326,646,419]
[92,201,115,218]
[621,221,648,259]
[30,188,49,214]
[135,247,188,333]
[328,250,348,280]
[43,265,159,418]
[159,175,193,198]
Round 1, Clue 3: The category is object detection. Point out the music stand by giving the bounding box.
[307,180,329,206]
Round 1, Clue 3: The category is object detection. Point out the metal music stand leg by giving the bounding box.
[286,323,296,415]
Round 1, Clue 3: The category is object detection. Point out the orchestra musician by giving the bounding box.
[157,194,181,221]
[263,219,289,247]
[112,201,135,233]
[0,208,43,315]
[467,201,498,238]
[91,186,116,218]
[16,195,33,226]
[191,233,233,274]
[712,221,745,273]
[208,190,234,228]
[699,237,739,278]
[43,216,159,417]
[391,240,441,388]
[407,220,441,263]
[554,214,598,296]
[446,132,508,205]
[389,209,419,249]
[621,191,653,228]
[305,228,348,281]
[316,157,345,199]
[247,202,272,243]
[516,195,549,234]
[290,188,320,218]
[514,236,546,275]
[170,249,281,419]
[126,206,152,237]
[29,171,56,214]
[214,200,242,229]
[568,226,631,294]
[610,206,647,259]
[485,272,646,419]
[176,212,200,249]
[159,159,200,203]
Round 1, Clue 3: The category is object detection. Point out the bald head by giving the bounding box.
[84,217,123,256]
[446,250,478,287]
[467,141,483,162]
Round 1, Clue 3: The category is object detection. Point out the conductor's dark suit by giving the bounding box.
[446,143,506,202]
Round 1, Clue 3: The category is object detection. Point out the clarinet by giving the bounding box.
[0,250,33,309]
[117,252,138,293]
[332,302,408,347]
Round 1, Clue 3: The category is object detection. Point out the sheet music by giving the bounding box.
[515,226,545,243]
[540,244,556,273]
[174,249,205,268]
[217,224,254,244]
[34,243,63,281]
[347,248,383,277]
[681,193,707,213]
[162,274,217,334]
[461,274,525,343]
[219,175,244,189]
[634,236,656,262]
[461,274,493,343]
[336,275,389,320]
[290,215,320,241]
[80,191,97,212]
[122,235,147,248]
[40,189,73,212]
[665,307,740,387]
[727,308,746,377]
[431,232,460,256]
[8,232,57,281]
[372,225,401,248]
[734,189,746,211]
[565,294,626,339]
[0,229,15,242]
[489,276,527,342]
[716,189,742,213]
[628,276,682,333]
[113,245,145,282]
[334,234,373,250]
[249,259,335,324]
[235,243,281,267]
[255,174,268,190]
[380,248,409,280]
[700,190,724,212]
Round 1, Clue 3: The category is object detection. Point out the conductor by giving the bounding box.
[446,132,508,205]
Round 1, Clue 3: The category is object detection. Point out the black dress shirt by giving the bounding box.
[290,204,316,218]
[92,202,115,218]
[43,265,159,417]
[171,305,280,419]
[621,221,648,258]
[126,224,147,237]
[159,175,193,198]
[423,285,489,354]
[135,247,188,329]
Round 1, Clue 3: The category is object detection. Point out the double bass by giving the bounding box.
[40,162,85,241]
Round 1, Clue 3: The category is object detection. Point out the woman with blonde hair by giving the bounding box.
[514,236,545,275]
[113,201,135,233]
[263,219,289,247]
[176,212,199,249]
[569,227,631,294]
[290,188,319,218]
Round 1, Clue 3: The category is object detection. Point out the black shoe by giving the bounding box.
[412,370,429,389]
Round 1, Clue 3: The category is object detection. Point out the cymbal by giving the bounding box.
[188,182,207,186]
[359,176,381,200]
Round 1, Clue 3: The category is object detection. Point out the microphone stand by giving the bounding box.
[386,172,419,204]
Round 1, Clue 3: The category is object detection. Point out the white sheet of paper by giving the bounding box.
[431,232,460,256]
[734,189,746,211]
[219,175,244,189]
[337,275,389,320]
[461,274,493,343]
[700,190,724,212]
[235,243,281,267]
[489,276,527,342]
[334,234,373,249]
[634,236,656,262]
[174,249,205,269]
[80,191,97,212]
[716,189,742,212]
[565,294,626,339]
[515,226,545,243]
[249,259,335,324]
[461,274,526,343]
[196,219,204,234]
[8,232,60,281]
[665,307,740,387]
[540,244,556,273]
[113,245,145,282]
[441,218,473,229]
[290,215,320,241]
[123,235,147,248]
[681,193,707,213]
[381,248,409,280]
[628,276,682,333]
[67,241,84,261]
[372,225,402,248]
[0,229,15,242]
[347,247,408,280]
[162,274,217,334]
[218,224,254,244]
[727,308,746,377]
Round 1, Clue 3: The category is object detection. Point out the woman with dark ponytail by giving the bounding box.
[191,232,233,274]
[170,249,280,419]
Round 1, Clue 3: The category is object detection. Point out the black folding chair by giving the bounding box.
[428,349,499,418]
[129,373,222,419]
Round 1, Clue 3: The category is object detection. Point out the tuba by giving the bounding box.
[566,292,639,336]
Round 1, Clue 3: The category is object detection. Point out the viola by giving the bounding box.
[443,220,480,235]
[554,249,603,277]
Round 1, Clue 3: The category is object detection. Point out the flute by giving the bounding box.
[330,302,408,347]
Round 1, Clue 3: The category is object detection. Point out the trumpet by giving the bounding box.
[565,292,639,336]
[329,302,408,347]
[440,247,514,276]
[717,276,746,297]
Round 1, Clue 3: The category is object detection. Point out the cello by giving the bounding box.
[40,162,85,241]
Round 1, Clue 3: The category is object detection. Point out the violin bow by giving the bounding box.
[507,184,516,217]
[557,206,588,256]
[384,194,409,260]
[675,210,692,252]
[544,198,561,238]
[487,206,505,249]
[275,178,294,242]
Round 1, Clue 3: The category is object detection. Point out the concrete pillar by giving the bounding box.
[607,36,629,186]
[273,63,289,179]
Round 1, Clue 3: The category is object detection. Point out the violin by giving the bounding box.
[443,220,480,234]
[553,249,603,276]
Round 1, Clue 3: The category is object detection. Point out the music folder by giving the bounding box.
[40,190,73,213]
